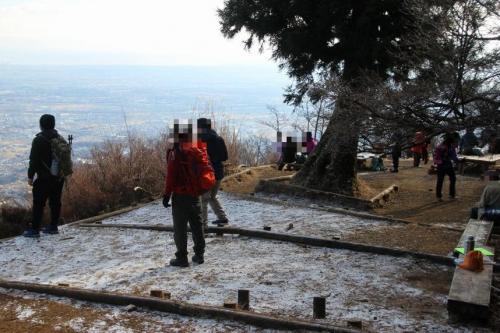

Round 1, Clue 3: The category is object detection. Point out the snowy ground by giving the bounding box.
[0,193,492,332]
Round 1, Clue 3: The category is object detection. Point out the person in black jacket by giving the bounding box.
[24,114,64,237]
[197,118,229,228]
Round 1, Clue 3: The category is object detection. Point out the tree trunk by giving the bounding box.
[292,99,362,196]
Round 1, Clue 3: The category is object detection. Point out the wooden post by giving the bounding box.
[150,290,171,299]
[238,289,250,310]
[313,297,326,319]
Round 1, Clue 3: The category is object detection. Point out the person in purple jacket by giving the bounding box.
[433,134,460,201]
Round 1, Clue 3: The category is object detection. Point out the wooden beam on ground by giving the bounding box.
[64,201,155,227]
[259,175,295,182]
[221,165,276,184]
[77,223,455,266]
[0,279,357,333]
[447,219,495,321]
[370,184,399,208]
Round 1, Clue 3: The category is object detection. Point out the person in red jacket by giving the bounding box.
[163,124,206,267]
[411,131,427,167]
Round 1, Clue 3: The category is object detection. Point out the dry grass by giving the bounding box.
[61,135,168,221]
[0,121,276,238]
[209,114,278,169]
[0,205,30,238]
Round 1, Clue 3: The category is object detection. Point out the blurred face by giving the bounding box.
[169,119,194,145]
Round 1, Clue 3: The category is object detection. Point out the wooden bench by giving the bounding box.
[447,219,494,321]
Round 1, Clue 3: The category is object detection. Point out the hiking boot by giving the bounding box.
[42,225,59,234]
[192,254,204,265]
[23,229,40,238]
[169,257,189,267]
[211,219,229,225]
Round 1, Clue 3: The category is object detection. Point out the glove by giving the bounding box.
[162,194,171,208]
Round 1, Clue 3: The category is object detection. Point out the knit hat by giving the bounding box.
[197,118,211,130]
[40,114,55,130]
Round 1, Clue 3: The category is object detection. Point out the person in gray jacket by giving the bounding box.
[471,181,500,221]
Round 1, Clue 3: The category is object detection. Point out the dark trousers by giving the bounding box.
[32,177,64,231]
[422,149,429,164]
[413,152,421,167]
[392,153,400,171]
[436,164,456,198]
[172,193,205,259]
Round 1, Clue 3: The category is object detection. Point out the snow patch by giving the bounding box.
[15,305,35,320]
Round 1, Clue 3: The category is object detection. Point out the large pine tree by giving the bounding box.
[219,0,451,194]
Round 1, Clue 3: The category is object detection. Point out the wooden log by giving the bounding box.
[313,297,326,319]
[78,223,455,266]
[369,184,398,208]
[215,225,225,237]
[261,175,295,182]
[238,289,250,310]
[64,201,155,227]
[221,165,275,184]
[0,279,357,333]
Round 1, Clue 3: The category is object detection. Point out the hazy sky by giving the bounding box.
[0,0,273,65]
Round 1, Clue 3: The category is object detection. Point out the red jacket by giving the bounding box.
[164,142,209,197]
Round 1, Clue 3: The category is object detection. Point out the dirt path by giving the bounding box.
[220,162,487,256]
[223,161,486,228]
[361,159,486,226]
[348,159,487,254]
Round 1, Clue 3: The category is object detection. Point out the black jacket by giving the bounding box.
[28,129,59,179]
[199,129,227,181]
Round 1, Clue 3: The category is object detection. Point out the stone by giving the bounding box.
[124,304,137,312]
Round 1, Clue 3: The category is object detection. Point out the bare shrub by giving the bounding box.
[62,134,168,220]
[0,204,30,238]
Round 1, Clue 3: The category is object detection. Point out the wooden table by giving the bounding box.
[458,154,500,175]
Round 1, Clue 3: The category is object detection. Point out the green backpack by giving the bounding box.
[49,135,73,177]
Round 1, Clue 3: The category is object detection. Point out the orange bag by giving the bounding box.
[179,144,216,196]
[459,250,484,272]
